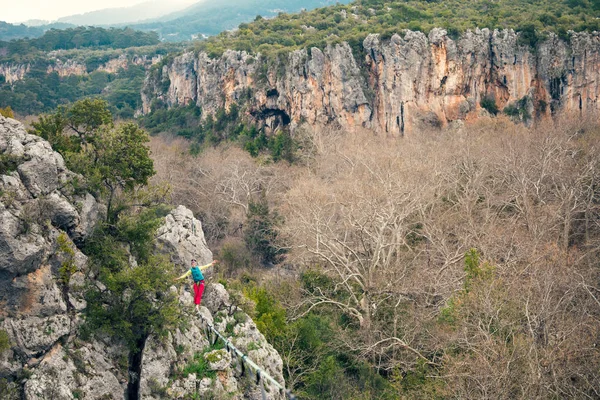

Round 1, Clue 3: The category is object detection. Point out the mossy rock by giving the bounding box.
[204,349,231,371]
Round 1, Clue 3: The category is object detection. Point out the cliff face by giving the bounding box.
[142,28,600,133]
[0,117,284,399]
[0,64,31,84]
[0,54,162,82]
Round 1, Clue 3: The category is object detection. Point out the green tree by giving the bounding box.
[31,98,112,154]
[31,100,167,400]
[65,98,113,143]
[69,122,155,221]
[0,329,11,354]
[244,194,286,265]
[31,99,155,220]
[84,253,180,400]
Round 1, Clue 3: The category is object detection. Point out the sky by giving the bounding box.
[1,0,179,23]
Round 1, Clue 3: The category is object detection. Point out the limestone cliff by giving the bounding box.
[142,28,600,134]
[0,117,285,399]
[0,54,162,83]
[0,64,31,84]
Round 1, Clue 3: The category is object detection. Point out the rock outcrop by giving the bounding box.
[139,283,285,400]
[0,64,30,84]
[46,60,88,77]
[142,28,600,134]
[0,116,285,399]
[0,54,162,84]
[155,205,213,267]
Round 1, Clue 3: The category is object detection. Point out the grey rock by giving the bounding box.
[4,315,71,356]
[205,348,231,371]
[0,173,30,207]
[71,193,103,241]
[24,342,123,400]
[169,373,201,398]
[140,320,210,398]
[18,160,59,198]
[203,283,231,313]
[140,334,178,397]
[11,265,67,317]
[0,116,29,152]
[0,207,48,275]
[45,191,79,230]
[155,205,213,267]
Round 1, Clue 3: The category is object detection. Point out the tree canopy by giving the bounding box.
[0,26,159,56]
[31,98,155,219]
[194,0,600,59]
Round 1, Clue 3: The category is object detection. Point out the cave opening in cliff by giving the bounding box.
[253,108,291,131]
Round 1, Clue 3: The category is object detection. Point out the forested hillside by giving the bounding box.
[131,0,353,41]
[194,0,600,57]
[0,27,160,62]
[148,116,600,399]
[0,21,74,41]
[0,27,176,117]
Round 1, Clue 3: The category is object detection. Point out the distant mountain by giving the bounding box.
[131,0,353,41]
[21,19,51,27]
[57,0,195,26]
[2,0,352,43]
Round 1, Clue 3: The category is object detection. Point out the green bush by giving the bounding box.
[503,96,531,121]
[480,96,499,115]
[0,329,11,354]
[219,238,253,277]
[0,106,14,118]
[244,195,286,265]
[0,154,21,175]
[182,352,216,379]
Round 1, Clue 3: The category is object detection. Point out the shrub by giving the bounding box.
[0,154,21,175]
[0,106,14,118]
[218,238,253,278]
[503,96,531,121]
[0,329,11,354]
[244,195,286,265]
[480,95,499,115]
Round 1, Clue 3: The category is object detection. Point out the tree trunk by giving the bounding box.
[127,335,149,400]
[106,187,115,223]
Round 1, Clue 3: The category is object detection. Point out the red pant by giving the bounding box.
[193,281,205,305]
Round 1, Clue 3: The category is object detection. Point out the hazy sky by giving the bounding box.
[2,0,164,23]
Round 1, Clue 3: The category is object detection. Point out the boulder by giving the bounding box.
[71,193,104,242]
[155,205,213,267]
[23,342,123,400]
[3,315,71,356]
[11,265,67,317]
[45,192,79,231]
[205,348,231,371]
[0,207,48,276]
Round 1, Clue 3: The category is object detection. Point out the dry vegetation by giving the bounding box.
[150,116,600,399]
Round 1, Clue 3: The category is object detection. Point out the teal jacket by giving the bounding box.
[177,262,212,282]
